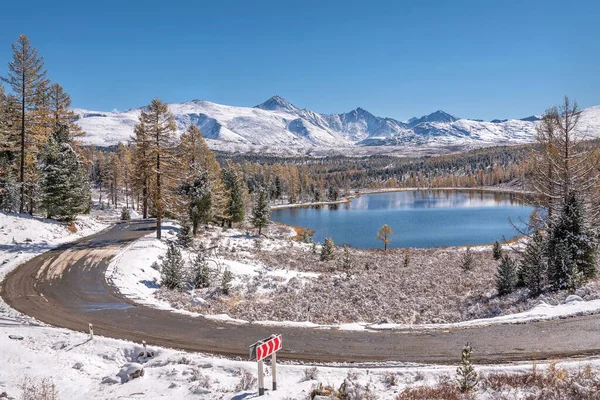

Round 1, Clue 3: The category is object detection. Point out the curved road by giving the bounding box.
[2,220,600,364]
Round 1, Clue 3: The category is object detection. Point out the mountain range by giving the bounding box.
[73,96,600,154]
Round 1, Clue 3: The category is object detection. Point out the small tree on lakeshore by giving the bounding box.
[492,240,503,260]
[496,255,517,296]
[337,246,354,270]
[456,343,478,393]
[460,247,475,271]
[403,249,410,268]
[320,237,335,261]
[161,242,185,290]
[252,188,270,236]
[376,224,393,250]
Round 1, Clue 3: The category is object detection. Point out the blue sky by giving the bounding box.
[0,0,598,121]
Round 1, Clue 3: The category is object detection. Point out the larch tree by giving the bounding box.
[1,35,49,213]
[139,98,177,239]
[131,120,151,218]
[376,224,393,250]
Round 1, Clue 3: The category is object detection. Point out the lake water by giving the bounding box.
[271,190,535,248]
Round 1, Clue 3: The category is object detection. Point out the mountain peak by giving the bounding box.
[255,95,298,112]
[407,110,458,127]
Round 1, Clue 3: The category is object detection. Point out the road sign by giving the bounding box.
[250,334,282,361]
[249,334,282,396]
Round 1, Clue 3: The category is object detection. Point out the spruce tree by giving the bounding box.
[40,125,90,220]
[2,35,49,213]
[222,163,245,226]
[161,242,185,290]
[337,246,354,270]
[456,343,478,393]
[496,255,517,295]
[179,172,213,234]
[252,188,270,235]
[460,247,474,271]
[189,254,210,289]
[221,268,233,295]
[520,230,546,295]
[547,192,596,290]
[121,207,131,221]
[492,240,503,260]
[320,237,335,261]
[177,222,193,248]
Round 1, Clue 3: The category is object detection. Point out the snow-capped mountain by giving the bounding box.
[74,96,600,154]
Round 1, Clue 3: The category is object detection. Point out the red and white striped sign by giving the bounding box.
[251,335,282,361]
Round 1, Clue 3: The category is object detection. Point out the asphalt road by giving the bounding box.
[2,219,600,364]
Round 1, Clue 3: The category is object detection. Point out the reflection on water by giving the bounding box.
[271,190,534,249]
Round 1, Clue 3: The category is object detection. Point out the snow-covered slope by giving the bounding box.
[74,96,600,152]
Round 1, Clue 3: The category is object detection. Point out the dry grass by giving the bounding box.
[156,225,600,325]
[397,363,600,400]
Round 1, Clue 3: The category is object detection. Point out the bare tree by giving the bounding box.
[531,96,599,225]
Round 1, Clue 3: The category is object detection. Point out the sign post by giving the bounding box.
[249,334,282,396]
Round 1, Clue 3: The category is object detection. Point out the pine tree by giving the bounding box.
[161,242,185,290]
[189,254,210,289]
[320,237,335,261]
[460,247,474,271]
[221,268,233,295]
[492,240,503,260]
[40,124,90,220]
[456,343,478,393]
[302,229,312,244]
[121,207,131,221]
[520,230,546,295]
[327,185,339,201]
[547,192,596,290]
[496,255,517,295]
[252,188,270,235]
[376,224,393,250]
[2,35,50,214]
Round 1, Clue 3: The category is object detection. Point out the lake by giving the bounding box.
[270,190,535,248]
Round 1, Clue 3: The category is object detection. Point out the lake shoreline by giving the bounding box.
[270,185,535,211]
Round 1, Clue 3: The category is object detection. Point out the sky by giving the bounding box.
[0,0,598,121]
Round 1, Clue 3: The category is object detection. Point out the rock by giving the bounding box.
[0,392,7,398]
[101,376,119,385]
[8,335,23,340]
[565,295,584,303]
[72,362,84,370]
[117,363,145,383]
[191,386,210,395]
[575,288,586,297]
[313,396,331,400]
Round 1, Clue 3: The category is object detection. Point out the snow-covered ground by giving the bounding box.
[4,212,600,398]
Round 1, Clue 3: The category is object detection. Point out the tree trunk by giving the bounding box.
[19,72,25,214]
